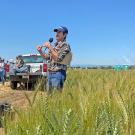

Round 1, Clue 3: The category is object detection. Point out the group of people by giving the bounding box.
[0,55,28,85]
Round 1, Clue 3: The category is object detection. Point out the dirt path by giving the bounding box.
[0,83,33,107]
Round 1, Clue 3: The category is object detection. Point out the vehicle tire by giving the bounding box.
[10,81,17,90]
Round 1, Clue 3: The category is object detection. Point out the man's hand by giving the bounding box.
[36,45,49,59]
[43,42,52,49]
[37,46,42,52]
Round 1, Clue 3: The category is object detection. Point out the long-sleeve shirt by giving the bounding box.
[47,41,71,72]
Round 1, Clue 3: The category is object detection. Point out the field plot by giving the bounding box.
[0,69,135,135]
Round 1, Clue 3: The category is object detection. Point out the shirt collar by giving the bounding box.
[55,39,66,47]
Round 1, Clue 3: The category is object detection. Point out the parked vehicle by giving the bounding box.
[9,54,48,89]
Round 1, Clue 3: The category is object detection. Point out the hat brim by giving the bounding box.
[54,28,64,32]
[54,27,68,34]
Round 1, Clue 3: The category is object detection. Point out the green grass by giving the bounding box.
[3,69,135,135]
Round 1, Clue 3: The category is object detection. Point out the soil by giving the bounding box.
[0,83,33,107]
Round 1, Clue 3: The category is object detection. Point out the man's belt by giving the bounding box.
[54,63,66,66]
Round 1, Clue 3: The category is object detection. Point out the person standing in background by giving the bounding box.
[0,58,6,85]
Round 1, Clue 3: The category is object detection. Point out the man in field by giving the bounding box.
[37,26,72,94]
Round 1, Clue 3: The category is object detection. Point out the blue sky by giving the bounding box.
[0,0,135,65]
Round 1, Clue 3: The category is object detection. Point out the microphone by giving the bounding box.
[49,38,53,43]
[43,38,53,51]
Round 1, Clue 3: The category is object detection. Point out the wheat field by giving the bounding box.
[3,69,135,135]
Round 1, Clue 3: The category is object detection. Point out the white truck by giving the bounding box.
[9,54,48,90]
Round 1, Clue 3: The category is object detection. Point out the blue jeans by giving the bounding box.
[10,66,28,74]
[15,66,28,73]
[47,70,66,94]
[0,68,5,83]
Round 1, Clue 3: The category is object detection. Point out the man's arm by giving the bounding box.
[48,46,59,61]
[37,46,50,60]
[42,42,59,60]
[55,43,70,62]
[45,42,70,62]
